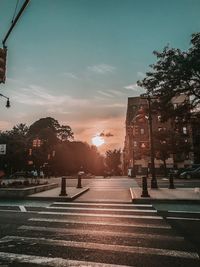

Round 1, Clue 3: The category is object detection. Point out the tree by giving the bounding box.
[105,149,121,175]
[137,33,200,121]
[0,124,29,173]
[28,117,73,143]
[154,129,191,175]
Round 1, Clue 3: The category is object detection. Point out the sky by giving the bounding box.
[0,0,200,153]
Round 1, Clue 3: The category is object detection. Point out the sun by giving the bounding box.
[92,136,105,147]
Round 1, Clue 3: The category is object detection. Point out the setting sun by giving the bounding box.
[92,136,105,147]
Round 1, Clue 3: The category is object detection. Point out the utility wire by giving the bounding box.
[11,0,20,24]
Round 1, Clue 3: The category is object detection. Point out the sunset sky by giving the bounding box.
[0,0,200,153]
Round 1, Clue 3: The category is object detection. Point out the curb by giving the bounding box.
[26,187,90,202]
[130,188,200,204]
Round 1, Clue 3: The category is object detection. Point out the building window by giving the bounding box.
[140,128,145,135]
[135,127,139,135]
[173,103,178,109]
[158,127,163,131]
[158,115,161,122]
[133,141,137,147]
[183,127,187,134]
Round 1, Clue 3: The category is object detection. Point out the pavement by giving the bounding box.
[21,176,200,203]
[27,186,89,201]
[130,187,200,203]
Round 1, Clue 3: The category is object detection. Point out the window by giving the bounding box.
[173,103,178,109]
[140,128,145,135]
[133,141,137,147]
[158,115,161,122]
[135,127,139,135]
[183,127,187,134]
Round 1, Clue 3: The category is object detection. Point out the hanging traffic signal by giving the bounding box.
[0,47,7,83]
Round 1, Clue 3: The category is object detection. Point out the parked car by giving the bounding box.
[170,164,200,178]
[9,171,33,179]
[179,166,200,179]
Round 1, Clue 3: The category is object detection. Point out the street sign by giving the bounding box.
[0,144,6,155]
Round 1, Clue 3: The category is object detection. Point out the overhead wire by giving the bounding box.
[11,0,20,24]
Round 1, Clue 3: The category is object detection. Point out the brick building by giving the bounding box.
[123,96,193,176]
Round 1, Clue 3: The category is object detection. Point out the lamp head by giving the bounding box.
[6,98,10,108]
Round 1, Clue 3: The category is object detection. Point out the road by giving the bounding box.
[134,176,200,188]
[0,177,199,266]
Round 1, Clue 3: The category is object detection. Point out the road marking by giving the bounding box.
[0,209,37,214]
[166,217,200,221]
[1,236,198,259]
[47,206,157,213]
[19,206,27,212]
[0,252,131,267]
[53,202,153,207]
[38,211,163,220]
[19,225,183,240]
[29,217,172,229]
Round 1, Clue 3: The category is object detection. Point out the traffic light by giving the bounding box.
[0,47,7,83]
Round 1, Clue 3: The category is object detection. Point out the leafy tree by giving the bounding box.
[0,124,29,173]
[53,141,105,175]
[137,33,200,121]
[105,149,121,175]
[28,117,73,143]
[154,129,191,175]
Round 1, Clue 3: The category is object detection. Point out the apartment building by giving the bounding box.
[123,96,193,176]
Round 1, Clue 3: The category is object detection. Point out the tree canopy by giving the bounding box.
[0,117,105,176]
[105,149,122,175]
[137,33,200,121]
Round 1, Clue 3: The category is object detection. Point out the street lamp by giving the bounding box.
[140,93,158,189]
[0,93,10,108]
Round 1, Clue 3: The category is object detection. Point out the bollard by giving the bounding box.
[169,173,175,189]
[141,176,150,197]
[59,177,67,196]
[77,172,82,188]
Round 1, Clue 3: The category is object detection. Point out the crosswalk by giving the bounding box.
[0,202,199,267]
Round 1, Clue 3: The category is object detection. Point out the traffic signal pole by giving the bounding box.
[2,0,31,47]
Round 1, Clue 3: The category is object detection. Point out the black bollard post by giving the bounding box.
[169,173,175,189]
[59,177,67,196]
[77,172,82,188]
[141,176,150,197]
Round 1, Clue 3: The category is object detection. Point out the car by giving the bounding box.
[8,171,33,179]
[170,164,200,178]
[179,166,200,179]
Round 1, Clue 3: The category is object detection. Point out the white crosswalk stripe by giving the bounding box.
[0,252,131,267]
[1,235,198,260]
[0,202,199,267]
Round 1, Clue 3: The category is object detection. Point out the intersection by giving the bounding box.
[0,177,199,267]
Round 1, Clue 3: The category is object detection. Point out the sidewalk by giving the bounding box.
[27,186,89,201]
[130,187,200,203]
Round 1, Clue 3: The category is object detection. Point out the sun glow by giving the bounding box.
[92,135,105,147]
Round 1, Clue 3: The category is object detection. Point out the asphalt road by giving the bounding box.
[0,201,199,267]
[134,176,200,188]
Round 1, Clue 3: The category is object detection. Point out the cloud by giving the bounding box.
[87,64,115,74]
[60,72,79,80]
[12,84,89,108]
[97,90,113,98]
[137,71,145,78]
[108,89,125,96]
[124,83,140,91]
[99,131,114,137]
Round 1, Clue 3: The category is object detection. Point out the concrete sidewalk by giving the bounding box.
[27,186,89,201]
[130,187,200,203]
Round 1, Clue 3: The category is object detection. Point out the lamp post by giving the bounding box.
[0,93,10,108]
[140,93,158,189]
